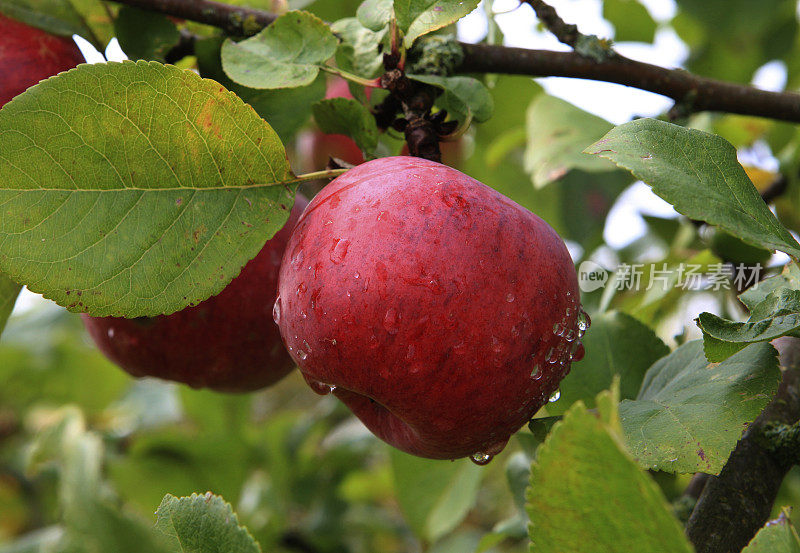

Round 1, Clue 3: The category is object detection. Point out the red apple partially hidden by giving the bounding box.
[0,14,85,107]
[275,157,586,460]
[83,197,308,393]
[296,78,365,172]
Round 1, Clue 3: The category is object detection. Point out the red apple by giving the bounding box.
[83,196,308,393]
[296,78,365,172]
[275,157,586,460]
[0,15,85,107]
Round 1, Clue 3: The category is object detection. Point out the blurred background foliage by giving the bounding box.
[3,0,800,551]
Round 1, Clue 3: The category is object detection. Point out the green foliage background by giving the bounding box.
[2,0,800,552]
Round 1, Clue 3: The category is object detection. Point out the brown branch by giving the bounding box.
[522,0,581,48]
[115,0,275,36]
[685,336,800,553]
[458,43,800,123]
[112,0,800,124]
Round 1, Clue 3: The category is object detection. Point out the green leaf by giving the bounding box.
[312,98,379,157]
[114,6,180,62]
[698,288,800,361]
[549,311,669,415]
[407,74,493,122]
[0,0,113,49]
[221,11,338,90]
[0,61,295,318]
[25,406,172,553]
[195,36,326,143]
[740,263,800,311]
[603,0,657,43]
[356,0,393,31]
[619,341,781,474]
[0,273,20,338]
[154,493,261,553]
[389,448,483,543]
[395,0,480,48]
[742,511,800,553]
[525,95,617,188]
[527,400,693,553]
[331,17,387,79]
[586,118,800,258]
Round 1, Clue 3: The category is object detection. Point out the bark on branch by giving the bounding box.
[111,0,800,124]
[685,337,800,553]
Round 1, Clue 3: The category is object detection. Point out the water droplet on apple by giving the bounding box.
[549,389,561,403]
[505,293,515,303]
[297,349,308,360]
[577,308,591,334]
[107,328,115,339]
[470,452,493,465]
[330,238,350,264]
[531,363,541,379]
[383,308,400,334]
[491,336,503,353]
[308,380,336,395]
[296,282,307,296]
[272,296,281,324]
[545,347,558,363]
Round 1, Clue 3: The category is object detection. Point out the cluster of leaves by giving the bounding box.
[2,0,800,551]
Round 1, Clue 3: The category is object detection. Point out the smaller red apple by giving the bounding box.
[82,197,308,393]
[0,15,85,107]
[296,78,365,172]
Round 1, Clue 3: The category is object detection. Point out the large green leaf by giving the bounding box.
[549,311,669,414]
[395,0,480,47]
[528,397,693,553]
[312,98,379,157]
[698,288,800,362]
[195,36,326,143]
[154,494,261,553]
[619,341,780,474]
[0,273,20,338]
[221,11,338,89]
[742,511,800,553]
[0,61,296,318]
[525,95,617,188]
[586,119,800,258]
[389,448,483,543]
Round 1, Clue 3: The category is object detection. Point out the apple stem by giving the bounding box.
[291,168,350,183]
[319,66,383,89]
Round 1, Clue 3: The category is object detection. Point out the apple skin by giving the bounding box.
[275,157,584,460]
[0,15,85,107]
[82,196,308,393]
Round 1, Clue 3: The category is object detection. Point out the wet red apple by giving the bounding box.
[275,157,586,461]
[83,197,308,393]
[0,14,85,107]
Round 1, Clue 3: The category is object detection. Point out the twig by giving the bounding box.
[522,0,581,48]
[685,336,800,553]
[115,0,275,36]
